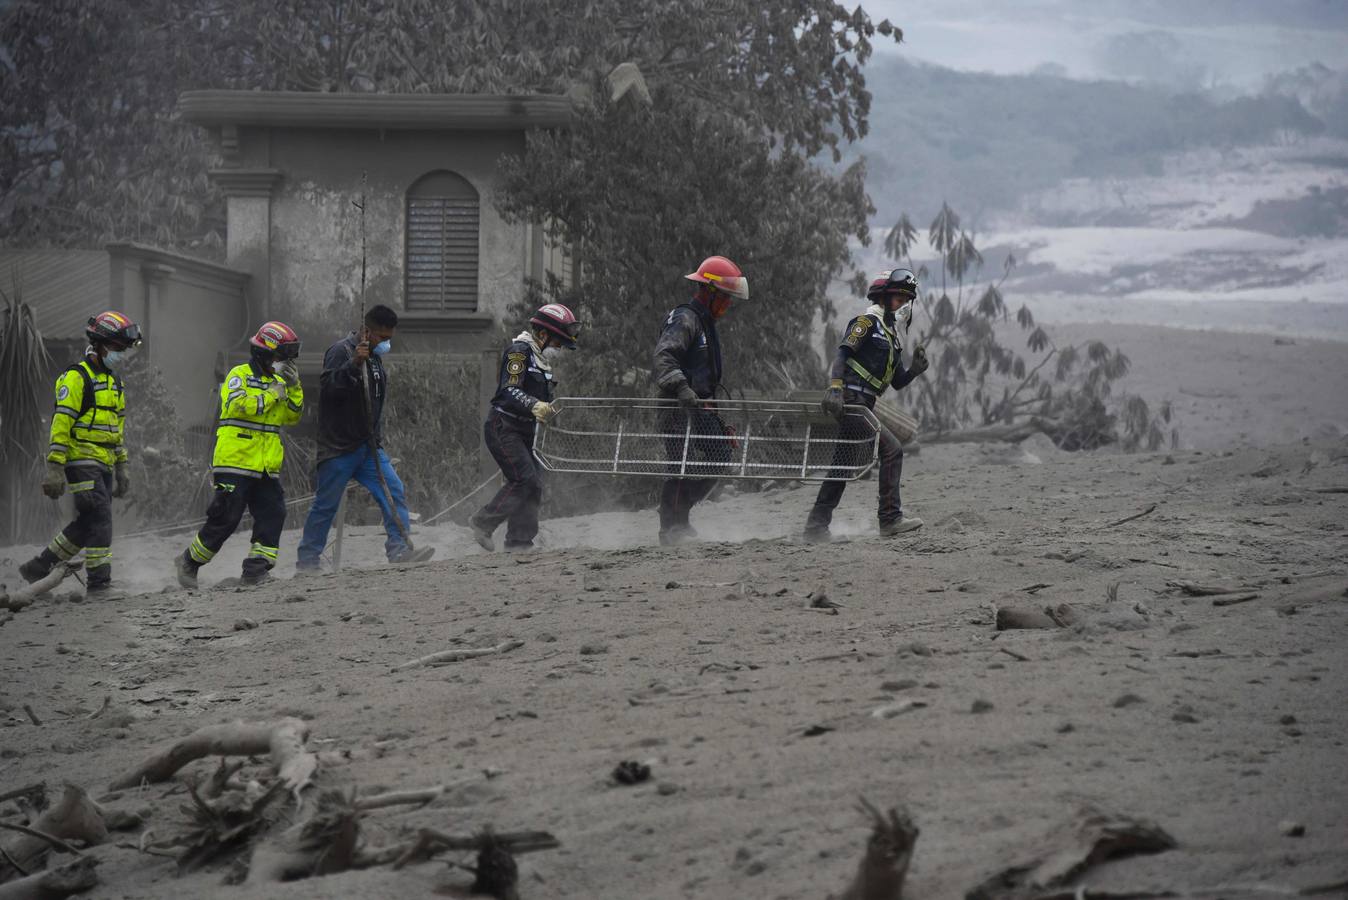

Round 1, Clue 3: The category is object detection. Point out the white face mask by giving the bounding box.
[541,345,564,361]
[272,360,286,374]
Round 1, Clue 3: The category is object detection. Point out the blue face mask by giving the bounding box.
[373,340,391,356]
[103,350,129,369]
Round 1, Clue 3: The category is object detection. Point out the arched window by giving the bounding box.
[405,170,479,312]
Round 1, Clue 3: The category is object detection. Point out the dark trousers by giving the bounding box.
[806,394,905,532]
[658,406,732,533]
[185,474,286,579]
[30,464,114,588]
[473,410,543,548]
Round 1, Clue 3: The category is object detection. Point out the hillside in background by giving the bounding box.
[850,56,1336,229]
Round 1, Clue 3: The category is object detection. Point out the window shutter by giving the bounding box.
[405,172,479,312]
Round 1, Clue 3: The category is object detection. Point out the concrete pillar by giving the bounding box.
[209,168,283,323]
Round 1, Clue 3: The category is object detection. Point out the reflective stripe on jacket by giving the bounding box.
[47,360,126,469]
[836,306,916,397]
[211,362,303,478]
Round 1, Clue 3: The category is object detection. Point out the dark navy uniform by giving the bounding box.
[805,307,918,535]
[471,337,555,549]
[652,302,732,538]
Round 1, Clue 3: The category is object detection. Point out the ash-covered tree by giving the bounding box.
[884,204,1175,452]
[3,1,899,389]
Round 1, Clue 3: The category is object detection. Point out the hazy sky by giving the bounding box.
[862,0,1348,88]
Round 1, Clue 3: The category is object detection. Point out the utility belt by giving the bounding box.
[490,406,535,425]
[841,382,880,405]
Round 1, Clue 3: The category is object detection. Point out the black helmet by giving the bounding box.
[866,268,919,303]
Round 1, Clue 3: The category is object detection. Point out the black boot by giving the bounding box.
[19,553,55,584]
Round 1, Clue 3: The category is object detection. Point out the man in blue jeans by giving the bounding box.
[295,304,434,571]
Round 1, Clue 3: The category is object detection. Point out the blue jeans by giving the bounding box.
[297,446,411,567]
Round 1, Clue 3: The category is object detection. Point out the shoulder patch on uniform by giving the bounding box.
[228,375,243,390]
[56,385,70,401]
[851,316,872,334]
[505,353,527,375]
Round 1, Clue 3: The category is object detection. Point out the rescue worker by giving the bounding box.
[174,322,304,588]
[652,255,749,546]
[18,311,142,600]
[295,304,434,572]
[803,268,929,542]
[470,303,580,552]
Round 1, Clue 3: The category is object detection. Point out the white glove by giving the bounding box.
[279,361,300,386]
[268,381,288,400]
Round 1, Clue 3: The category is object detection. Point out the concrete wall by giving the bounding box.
[244,127,527,354]
[106,243,251,426]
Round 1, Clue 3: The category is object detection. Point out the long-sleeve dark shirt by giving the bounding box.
[652,303,722,399]
[316,332,386,463]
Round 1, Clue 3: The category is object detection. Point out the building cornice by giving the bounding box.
[105,243,251,286]
[208,167,284,198]
[179,91,574,131]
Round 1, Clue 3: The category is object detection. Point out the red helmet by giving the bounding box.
[529,303,581,347]
[866,268,919,304]
[684,255,749,301]
[86,310,142,350]
[249,321,301,359]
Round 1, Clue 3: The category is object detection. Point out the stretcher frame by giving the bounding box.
[532,397,881,481]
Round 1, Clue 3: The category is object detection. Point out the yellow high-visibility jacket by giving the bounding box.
[211,362,303,478]
[47,360,127,469]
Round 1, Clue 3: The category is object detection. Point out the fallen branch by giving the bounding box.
[1166,581,1248,597]
[1106,505,1157,528]
[106,718,316,800]
[999,647,1031,662]
[919,417,1059,446]
[838,798,919,900]
[1212,593,1260,608]
[20,708,40,728]
[354,786,447,812]
[967,806,1175,900]
[84,697,110,721]
[0,785,105,878]
[393,639,524,671]
[0,784,45,808]
[0,855,98,900]
[1,563,83,613]
[1309,487,1348,494]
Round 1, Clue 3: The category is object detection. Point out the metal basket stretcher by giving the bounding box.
[532,397,881,481]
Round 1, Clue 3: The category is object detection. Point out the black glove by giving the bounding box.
[41,461,66,499]
[676,384,700,412]
[910,344,929,377]
[821,385,844,420]
[113,462,131,499]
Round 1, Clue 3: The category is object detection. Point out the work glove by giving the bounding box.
[675,384,701,412]
[41,461,66,499]
[279,360,300,387]
[821,383,845,420]
[113,462,131,499]
[910,344,929,377]
[268,380,288,400]
[531,401,557,423]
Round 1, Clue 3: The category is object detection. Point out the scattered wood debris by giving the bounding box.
[838,798,918,900]
[393,639,524,671]
[965,806,1175,900]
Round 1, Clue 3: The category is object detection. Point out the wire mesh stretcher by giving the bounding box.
[532,398,881,481]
